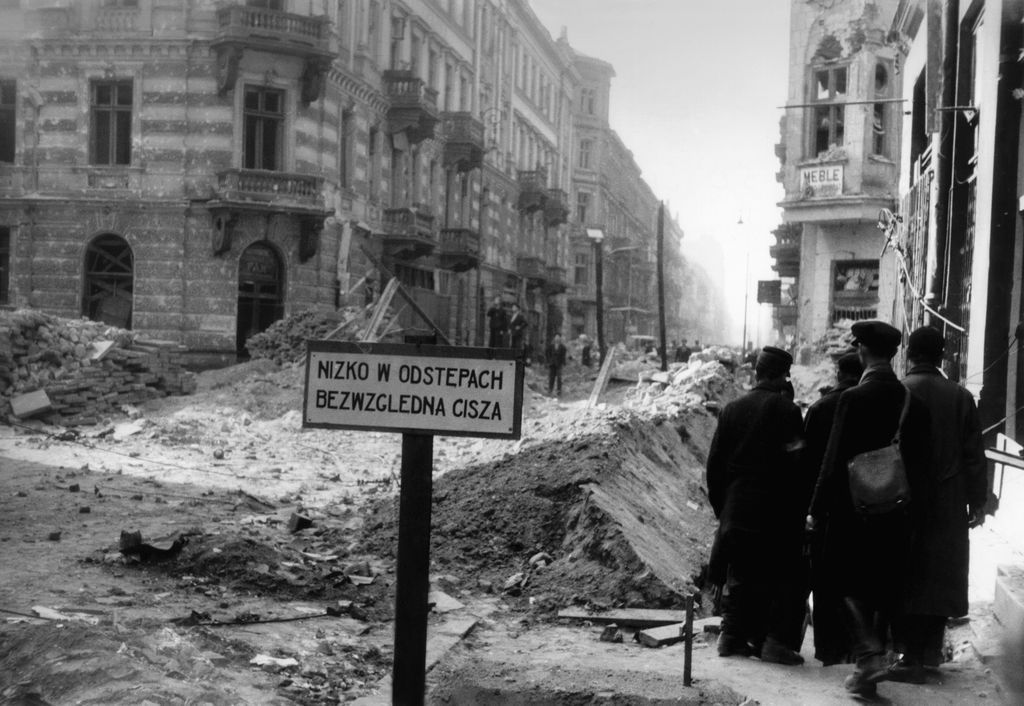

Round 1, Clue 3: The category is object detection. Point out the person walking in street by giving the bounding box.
[580,335,593,368]
[706,346,806,666]
[509,303,528,352]
[807,321,930,698]
[801,350,864,666]
[545,333,567,397]
[486,296,508,349]
[891,325,988,682]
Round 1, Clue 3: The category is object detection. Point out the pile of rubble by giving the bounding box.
[244,305,379,364]
[625,348,745,418]
[0,309,196,427]
[815,322,854,358]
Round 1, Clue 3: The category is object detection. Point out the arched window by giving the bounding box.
[82,233,134,328]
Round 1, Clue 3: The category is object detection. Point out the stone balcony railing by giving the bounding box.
[516,169,547,213]
[214,5,331,54]
[441,112,485,172]
[96,7,138,32]
[383,71,440,144]
[544,188,569,226]
[382,206,436,259]
[439,227,481,272]
[543,265,568,295]
[215,169,324,209]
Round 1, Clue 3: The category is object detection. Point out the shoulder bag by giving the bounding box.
[847,386,912,515]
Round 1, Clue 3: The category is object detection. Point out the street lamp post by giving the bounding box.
[586,228,606,364]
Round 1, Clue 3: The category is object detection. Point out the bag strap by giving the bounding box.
[892,384,911,445]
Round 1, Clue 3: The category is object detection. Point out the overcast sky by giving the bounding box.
[530,0,792,345]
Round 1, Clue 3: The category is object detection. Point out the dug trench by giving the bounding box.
[0,403,733,704]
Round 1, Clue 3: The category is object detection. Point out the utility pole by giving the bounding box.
[741,250,750,352]
[657,202,667,372]
[595,237,605,364]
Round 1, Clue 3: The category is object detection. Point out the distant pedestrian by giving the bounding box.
[545,334,567,396]
[801,350,864,666]
[706,346,806,665]
[509,303,528,352]
[891,326,988,682]
[580,335,593,368]
[486,297,508,349]
[807,321,930,698]
[675,339,692,363]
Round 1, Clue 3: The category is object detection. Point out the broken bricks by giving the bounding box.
[287,512,314,533]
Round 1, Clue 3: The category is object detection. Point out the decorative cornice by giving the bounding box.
[29,39,195,59]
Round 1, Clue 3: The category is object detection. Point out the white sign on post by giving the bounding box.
[302,341,524,439]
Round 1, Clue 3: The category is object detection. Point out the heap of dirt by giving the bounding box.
[355,407,719,612]
[626,358,744,417]
[245,306,376,364]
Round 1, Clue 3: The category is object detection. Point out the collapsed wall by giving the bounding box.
[0,309,196,426]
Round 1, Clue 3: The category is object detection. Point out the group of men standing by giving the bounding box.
[706,320,988,698]
[485,296,568,397]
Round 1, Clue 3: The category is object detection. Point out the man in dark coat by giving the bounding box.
[706,346,805,665]
[508,303,528,352]
[891,325,988,681]
[802,350,864,665]
[807,320,930,697]
[486,297,508,349]
[545,333,567,396]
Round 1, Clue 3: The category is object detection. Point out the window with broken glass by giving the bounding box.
[243,86,284,171]
[91,80,132,166]
[808,64,847,156]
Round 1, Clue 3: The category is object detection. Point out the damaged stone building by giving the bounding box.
[773,0,902,345]
[0,0,689,365]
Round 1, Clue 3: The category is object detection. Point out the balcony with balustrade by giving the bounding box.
[382,206,436,260]
[211,5,333,100]
[543,265,568,295]
[770,222,801,278]
[516,255,546,289]
[439,228,481,272]
[544,188,569,226]
[441,112,485,172]
[384,71,440,144]
[516,169,547,214]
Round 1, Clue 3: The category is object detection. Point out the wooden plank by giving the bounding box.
[586,346,617,408]
[557,607,689,628]
[360,278,400,342]
[638,622,687,648]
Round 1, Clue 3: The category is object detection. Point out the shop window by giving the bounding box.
[0,80,14,163]
[243,86,283,171]
[809,64,847,156]
[832,260,879,323]
[91,80,132,166]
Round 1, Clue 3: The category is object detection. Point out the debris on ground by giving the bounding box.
[244,306,381,364]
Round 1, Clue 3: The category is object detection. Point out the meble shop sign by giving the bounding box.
[799,164,843,198]
[302,340,524,439]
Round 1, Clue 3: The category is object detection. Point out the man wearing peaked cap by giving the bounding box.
[849,320,902,357]
[706,346,806,666]
[807,320,931,696]
[893,326,987,682]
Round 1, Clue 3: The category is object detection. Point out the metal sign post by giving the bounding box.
[303,340,524,704]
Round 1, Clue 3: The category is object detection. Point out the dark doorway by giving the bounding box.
[237,242,284,356]
[82,233,134,328]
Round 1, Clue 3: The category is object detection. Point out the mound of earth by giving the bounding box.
[355,408,718,612]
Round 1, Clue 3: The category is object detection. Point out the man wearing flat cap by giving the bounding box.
[889,326,987,682]
[807,320,930,696]
[800,349,864,666]
[706,346,806,665]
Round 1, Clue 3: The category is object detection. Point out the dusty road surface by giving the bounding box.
[0,356,1019,704]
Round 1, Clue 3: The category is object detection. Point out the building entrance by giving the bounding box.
[237,242,284,356]
[82,233,134,329]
